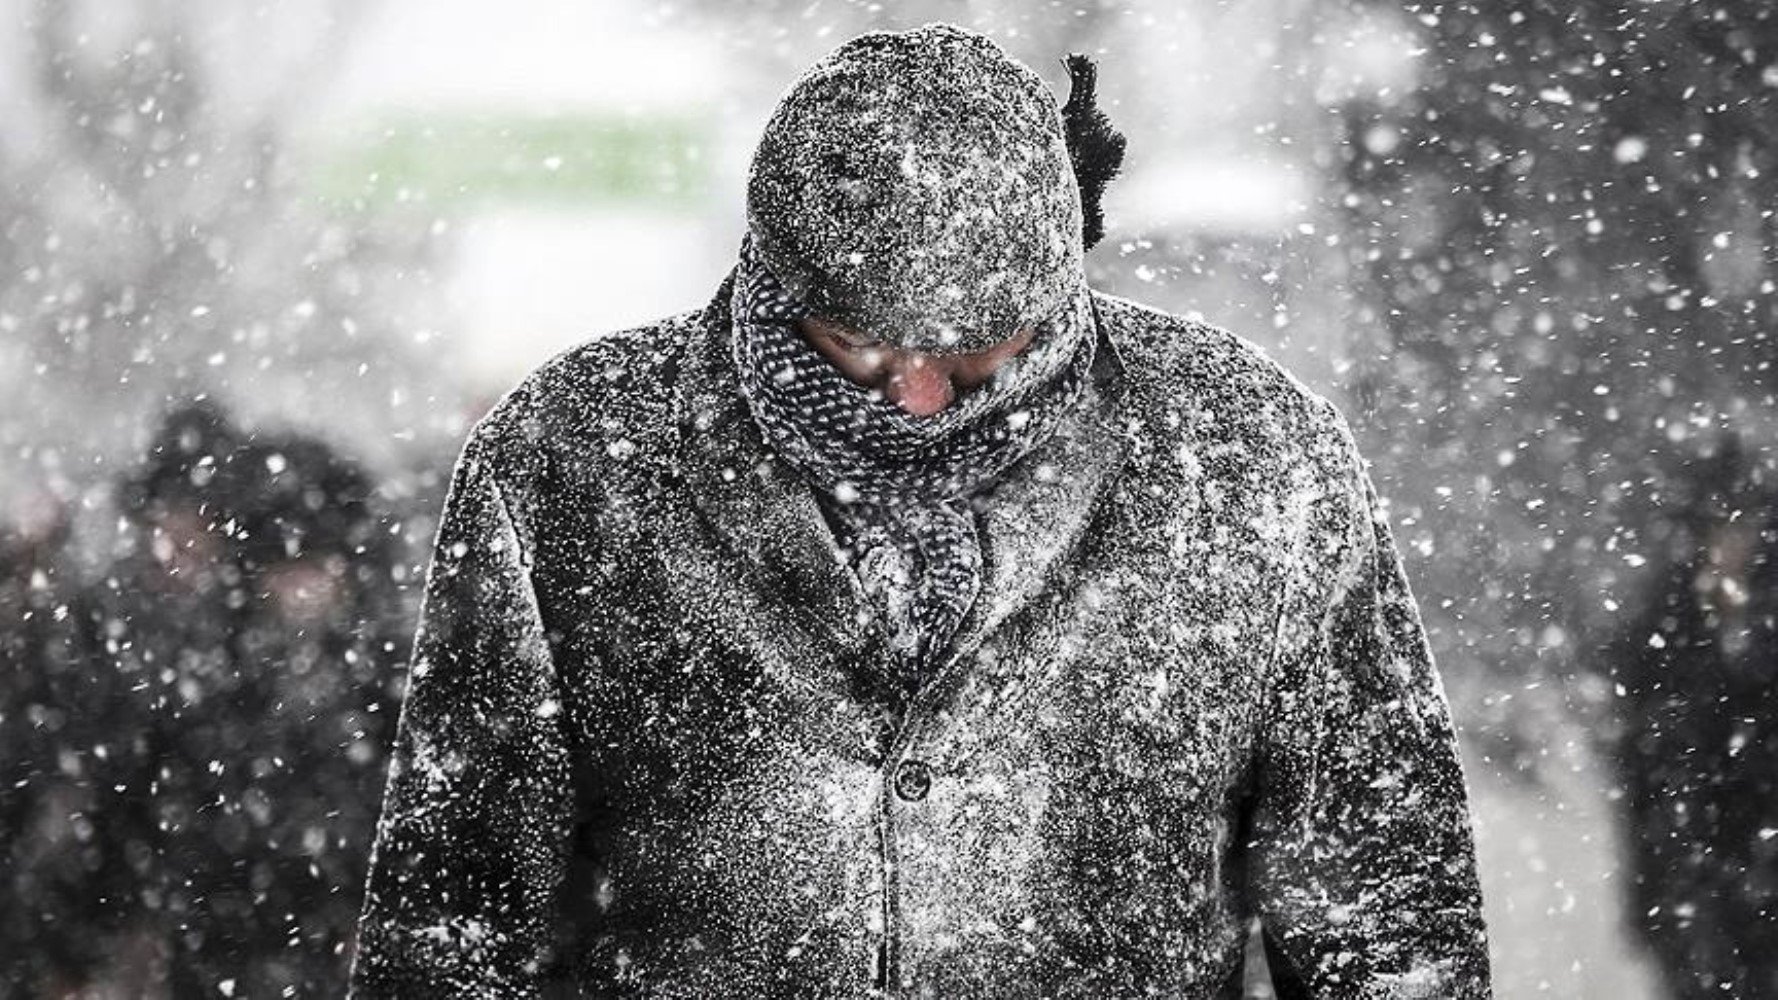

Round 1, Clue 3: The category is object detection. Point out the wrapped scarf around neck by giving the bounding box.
[729,232,1099,693]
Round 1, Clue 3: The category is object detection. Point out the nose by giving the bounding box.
[883,355,956,417]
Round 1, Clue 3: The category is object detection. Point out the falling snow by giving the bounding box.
[4,3,1774,999]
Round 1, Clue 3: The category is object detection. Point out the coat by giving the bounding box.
[347,269,1495,999]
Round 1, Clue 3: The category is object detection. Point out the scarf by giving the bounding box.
[729,232,1099,693]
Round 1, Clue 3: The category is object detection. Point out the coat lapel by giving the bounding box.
[672,268,882,663]
[937,303,1133,671]
[671,269,1135,686]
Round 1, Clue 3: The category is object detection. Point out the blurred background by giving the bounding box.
[2,0,1774,996]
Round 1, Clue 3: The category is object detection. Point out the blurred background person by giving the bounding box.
[206,429,407,996]
[86,400,407,998]
[3,398,411,997]
[1604,435,1778,1000]
[0,486,136,998]
[81,398,267,995]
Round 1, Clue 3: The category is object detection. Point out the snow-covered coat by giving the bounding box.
[347,270,1494,998]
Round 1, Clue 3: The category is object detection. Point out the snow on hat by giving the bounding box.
[744,22,1123,354]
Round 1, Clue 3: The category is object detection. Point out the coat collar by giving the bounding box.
[670,266,1135,686]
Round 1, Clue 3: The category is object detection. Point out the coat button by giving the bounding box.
[893,760,933,802]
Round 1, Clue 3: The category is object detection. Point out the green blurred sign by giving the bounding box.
[315,111,711,210]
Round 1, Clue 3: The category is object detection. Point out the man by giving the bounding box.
[351,23,1493,998]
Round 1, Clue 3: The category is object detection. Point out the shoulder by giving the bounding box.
[1091,288,1360,485]
[448,305,704,522]
[1093,291,1383,637]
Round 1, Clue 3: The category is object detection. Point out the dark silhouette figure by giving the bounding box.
[40,398,411,997]
[0,486,144,998]
[1607,436,1778,1000]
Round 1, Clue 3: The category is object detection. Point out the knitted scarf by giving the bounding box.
[729,232,1098,691]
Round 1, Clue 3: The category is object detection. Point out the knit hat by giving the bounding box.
[743,22,1125,355]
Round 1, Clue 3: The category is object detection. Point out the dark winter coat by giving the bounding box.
[348,270,1494,998]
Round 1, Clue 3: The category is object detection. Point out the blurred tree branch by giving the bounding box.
[1,0,464,534]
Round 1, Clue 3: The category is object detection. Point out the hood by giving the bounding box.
[743,22,1120,355]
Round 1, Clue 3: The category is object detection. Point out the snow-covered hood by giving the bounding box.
[742,23,1087,355]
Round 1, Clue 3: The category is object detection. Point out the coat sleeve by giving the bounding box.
[1245,405,1493,999]
[348,427,574,998]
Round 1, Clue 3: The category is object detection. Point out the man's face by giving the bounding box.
[262,553,350,625]
[794,316,1037,417]
[147,503,226,591]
